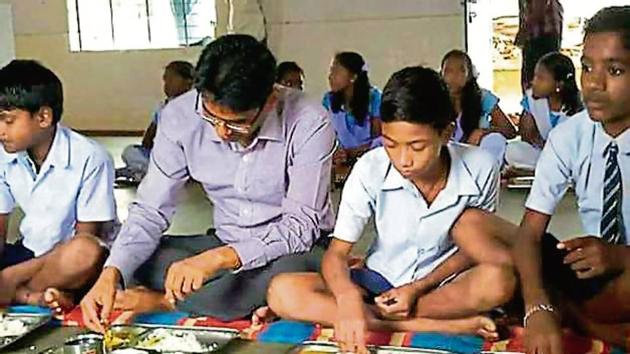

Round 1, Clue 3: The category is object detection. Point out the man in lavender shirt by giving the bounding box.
[80,35,335,331]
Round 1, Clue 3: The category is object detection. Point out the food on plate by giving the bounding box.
[0,317,28,337]
[136,328,209,352]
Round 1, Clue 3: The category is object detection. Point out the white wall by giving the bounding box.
[263,0,465,98]
[0,3,15,68]
[4,0,202,132]
[3,0,466,131]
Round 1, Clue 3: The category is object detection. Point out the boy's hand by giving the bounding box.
[80,267,120,333]
[524,310,563,354]
[335,292,369,354]
[560,236,626,279]
[374,283,422,320]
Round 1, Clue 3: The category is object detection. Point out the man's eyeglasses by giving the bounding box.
[198,95,262,135]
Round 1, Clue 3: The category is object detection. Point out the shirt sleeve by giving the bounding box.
[104,105,190,285]
[76,148,117,223]
[322,93,332,110]
[525,130,573,215]
[481,89,500,119]
[0,165,15,214]
[229,107,337,271]
[332,155,376,243]
[521,91,532,114]
[370,88,382,120]
[468,154,500,212]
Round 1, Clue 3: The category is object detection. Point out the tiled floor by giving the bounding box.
[5,136,583,353]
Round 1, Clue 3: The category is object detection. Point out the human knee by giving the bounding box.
[62,235,106,272]
[475,264,516,308]
[267,273,301,317]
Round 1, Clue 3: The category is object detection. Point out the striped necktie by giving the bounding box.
[601,142,625,244]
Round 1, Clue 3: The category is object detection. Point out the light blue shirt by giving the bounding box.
[322,87,382,149]
[526,110,630,243]
[0,125,118,256]
[520,89,569,141]
[453,89,499,142]
[333,143,499,287]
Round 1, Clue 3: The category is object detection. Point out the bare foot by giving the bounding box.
[42,288,75,315]
[252,306,277,326]
[378,315,498,341]
[14,287,75,315]
[114,287,174,313]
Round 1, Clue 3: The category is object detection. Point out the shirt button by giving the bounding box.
[242,155,250,163]
[418,249,425,255]
[242,209,249,216]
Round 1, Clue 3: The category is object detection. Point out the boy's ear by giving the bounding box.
[36,107,54,128]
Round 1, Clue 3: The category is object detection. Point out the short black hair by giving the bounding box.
[584,6,630,51]
[380,66,455,132]
[166,60,195,81]
[0,59,64,123]
[276,61,303,82]
[194,34,276,113]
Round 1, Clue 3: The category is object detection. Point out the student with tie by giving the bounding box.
[513,6,630,354]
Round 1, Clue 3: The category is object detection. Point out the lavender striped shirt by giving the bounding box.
[105,88,336,285]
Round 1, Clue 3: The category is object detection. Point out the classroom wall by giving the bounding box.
[3,0,465,131]
[0,3,15,68]
[4,0,202,132]
[263,0,465,99]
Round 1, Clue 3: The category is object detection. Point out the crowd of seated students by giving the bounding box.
[0,6,628,354]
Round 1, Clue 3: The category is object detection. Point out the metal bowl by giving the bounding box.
[63,333,105,354]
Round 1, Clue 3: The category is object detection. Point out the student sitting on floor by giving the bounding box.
[323,52,382,186]
[514,6,630,353]
[441,50,516,167]
[276,61,305,91]
[115,61,194,185]
[266,66,517,354]
[0,60,118,312]
[505,52,583,172]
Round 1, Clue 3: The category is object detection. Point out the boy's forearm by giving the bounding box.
[322,251,361,299]
[515,224,551,306]
[411,250,472,291]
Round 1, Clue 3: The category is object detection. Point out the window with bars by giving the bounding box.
[67,0,216,51]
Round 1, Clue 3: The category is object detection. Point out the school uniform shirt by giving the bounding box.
[521,89,569,141]
[452,89,500,142]
[0,125,118,256]
[322,86,382,149]
[333,143,499,287]
[526,110,630,244]
[505,89,572,170]
[452,89,507,166]
[105,88,336,285]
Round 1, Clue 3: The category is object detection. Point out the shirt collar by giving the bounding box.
[381,144,481,197]
[593,120,630,157]
[0,124,70,169]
